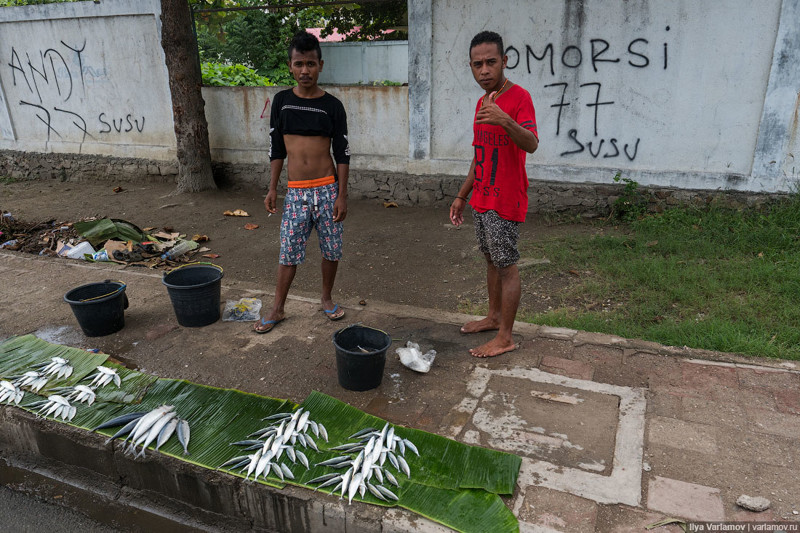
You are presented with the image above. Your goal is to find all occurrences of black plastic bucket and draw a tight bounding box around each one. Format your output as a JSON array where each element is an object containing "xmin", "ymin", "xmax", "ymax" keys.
[
  {"xmin": 162, "ymin": 263, "xmax": 223, "ymax": 327},
  {"xmin": 64, "ymin": 281, "xmax": 128, "ymax": 337},
  {"xmin": 333, "ymin": 325, "xmax": 392, "ymax": 391}
]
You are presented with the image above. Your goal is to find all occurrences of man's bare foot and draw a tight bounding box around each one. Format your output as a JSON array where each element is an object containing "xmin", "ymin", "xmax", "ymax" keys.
[
  {"xmin": 469, "ymin": 336, "xmax": 517, "ymax": 358},
  {"xmin": 460, "ymin": 317, "xmax": 500, "ymax": 334}
]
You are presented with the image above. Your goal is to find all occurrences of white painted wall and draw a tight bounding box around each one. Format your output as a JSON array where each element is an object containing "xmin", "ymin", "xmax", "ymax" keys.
[
  {"xmin": 1, "ymin": 0, "xmax": 798, "ymax": 196},
  {"xmin": 203, "ymin": 85, "xmax": 409, "ymax": 172},
  {"xmin": 319, "ymin": 41, "xmax": 408, "ymax": 85},
  {"xmin": 0, "ymin": 0, "xmax": 175, "ymax": 159},
  {"xmin": 422, "ymin": 0, "xmax": 797, "ymax": 191}
]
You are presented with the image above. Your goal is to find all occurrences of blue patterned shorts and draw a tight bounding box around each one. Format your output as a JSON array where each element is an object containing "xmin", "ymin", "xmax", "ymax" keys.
[{"xmin": 279, "ymin": 182, "xmax": 343, "ymax": 265}]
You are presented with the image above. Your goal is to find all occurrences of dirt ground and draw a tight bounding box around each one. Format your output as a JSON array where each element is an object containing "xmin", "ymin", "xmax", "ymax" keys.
[{"xmin": 0, "ymin": 178, "xmax": 604, "ymax": 315}]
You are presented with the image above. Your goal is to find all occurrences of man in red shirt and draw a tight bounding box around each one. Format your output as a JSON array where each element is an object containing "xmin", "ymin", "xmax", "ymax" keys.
[{"xmin": 450, "ymin": 31, "xmax": 539, "ymax": 357}]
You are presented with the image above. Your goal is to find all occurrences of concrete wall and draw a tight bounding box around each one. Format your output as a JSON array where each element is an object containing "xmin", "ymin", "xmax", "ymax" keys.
[
  {"xmin": 318, "ymin": 41, "xmax": 408, "ymax": 85},
  {"xmin": 411, "ymin": 0, "xmax": 800, "ymax": 192},
  {"xmin": 1, "ymin": 0, "xmax": 799, "ymax": 203},
  {"xmin": 0, "ymin": 0, "xmax": 174, "ymax": 160}
]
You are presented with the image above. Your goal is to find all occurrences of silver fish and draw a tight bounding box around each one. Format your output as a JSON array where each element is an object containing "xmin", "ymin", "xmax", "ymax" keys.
[
  {"xmin": 375, "ymin": 484, "xmax": 399, "ymax": 501},
  {"xmin": 296, "ymin": 450, "xmax": 309, "ymax": 469},
  {"xmin": 396, "ymin": 454, "xmax": 411, "ymax": 478},
  {"xmin": 155, "ymin": 418, "xmax": 179, "ymax": 452},
  {"xmin": 384, "ymin": 469, "xmax": 399, "ymax": 487},
  {"xmin": 366, "ymin": 482, "xmax": 388, "ymax": 501},
  {"xmin": 403, "ymin": 438, "xmax": 419, "ymax": 456},
  {"xmin": 280, "ymin": 462, "xmax": 295, "ymax": 480},
  {"xmin": 177, "ymin": 419, "xmax": 190, "ymax": 455}
]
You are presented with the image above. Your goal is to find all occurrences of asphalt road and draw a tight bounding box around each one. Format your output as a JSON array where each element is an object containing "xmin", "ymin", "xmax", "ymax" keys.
[{"xmin": 0, "ymin": 486, "xmax": 116, "ymax": 532}]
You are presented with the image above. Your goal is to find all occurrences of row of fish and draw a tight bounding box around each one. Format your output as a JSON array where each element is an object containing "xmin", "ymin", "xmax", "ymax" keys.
[
  {"xmin": 308, "ymin": 422, "xmax": 418, "ymax": 504},
  {"xmin": 220, "ymin": 407, "xmax": 328, "ymax": 482},
  {"xmin": 93, "ymin": 404, "xmax": 191, "ymax": 458}
]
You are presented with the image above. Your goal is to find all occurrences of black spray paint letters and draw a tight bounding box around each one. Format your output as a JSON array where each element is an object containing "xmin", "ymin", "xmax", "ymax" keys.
[
  {"xmin": 8, "ymin": 41, "xmax": 145, "ymax": 141},
  {"xmin": 505, "ymin": 35, "xmax": 669, "ymax": 76},
  {"xmin": 559, "ymin": 129, "xmax": 640, "ymax": 161}
]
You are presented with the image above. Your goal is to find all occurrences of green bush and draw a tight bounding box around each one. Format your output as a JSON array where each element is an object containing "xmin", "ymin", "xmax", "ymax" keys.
[{"xmin": 201, "ymin": 62, "xmax": 273, "ymax": 87}]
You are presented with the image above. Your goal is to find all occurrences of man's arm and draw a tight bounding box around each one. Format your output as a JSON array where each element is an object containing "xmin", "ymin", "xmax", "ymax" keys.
[
  {"xmin": 450, "ymin": 157, "xmax": 476, "ymax": 226},
  {"xmin": 333, "ymin": 163, "xmax": 349, "ymax": 222},
  {"xmin": 475, "ymin": 97, "xmax": 538, "ymax": 153},
  {"xmin": 265, "ymin": 159, "xmax": 283, "ymax": 214}
]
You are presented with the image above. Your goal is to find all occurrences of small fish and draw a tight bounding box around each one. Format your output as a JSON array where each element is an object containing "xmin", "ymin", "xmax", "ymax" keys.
[
  {"xmin": 349, "ymin": 427, "xmax": 377, "ymax": 439},
  {"xmin": 384, "ymin": 469, "xmax": 399, "ymax": 487},
  {"xmin": 177, "ymin": 418, "xmax": 190, "ymax": 455},
  {"xmin": 296, "ymin": 450, "xmax": 309, "ymax": 469},
  {"xmin": 0, "ymin": 380, "xmax": 23, "ymax": 405},
  {"xmin": 307, "ymin": 472, "xmax": 340, "ymax": 485},
  {"xmin": 403, "ymin": 438, "xmax": 419, "ymax": 456},
  {"xmin": 155, "ymin": 418, "xmax": 179, "ymax": 452},
  {"xmin": 104, "ymin": 417, "xmax": 143, "ymax": 445},
  {"xmin": 262, "ymin": 411, "xmax": 292, "ymax": 421},
  {"xmin": 93, "ymin": 411, "xmax": 147, "ymax": 431},
  {"xmin": 367, "ymin": 482, "xmax": 388, "ymax": 501},
  {"xmin": 396, "ymin": 455, "xmax": 411, "ymax": 478},
  {"xmin": 348, "ymin": 472, "xmax": 363, "ymax": 504},
  {"xmin": 280, "ymin": 462, "xmax": 295, "ymax": 480},
  {"xmin": 316, "ymin": 456, "xmax": 351, "ymax": 467},
  {"xmin": 375, "ymin": 484, "xmax": 399, "ymax": 501},
  {"xmin": 316, "ymin": 475, "xmax": 343, "ymax": 491},
  {"xmin": 318, "ymin": 423, "xmax": 329, "ymax": 442},
  {"xmin": 219, "ymin": 454, "xmax": 251, "ymax": 469},
  {"xmin": 270, "ymin": 462, "xmax": 284, "ymax": 481}
]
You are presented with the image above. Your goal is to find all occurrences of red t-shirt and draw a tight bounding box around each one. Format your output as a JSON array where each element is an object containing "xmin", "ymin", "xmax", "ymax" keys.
[{"xmin": 470, "ymin": 84, "xmax": 538, "ymax": 222}]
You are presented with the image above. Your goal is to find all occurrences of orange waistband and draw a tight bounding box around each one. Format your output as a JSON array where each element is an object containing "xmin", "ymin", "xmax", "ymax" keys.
[{"xmin": 287, "ymin": 175, "xmax": 335, "ymax": 188}]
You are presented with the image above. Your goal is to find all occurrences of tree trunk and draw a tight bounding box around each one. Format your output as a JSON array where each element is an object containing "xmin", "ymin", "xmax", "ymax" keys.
[{"xmin": 160, "ymin": 0, "xmax": 216, "ymax": 193}]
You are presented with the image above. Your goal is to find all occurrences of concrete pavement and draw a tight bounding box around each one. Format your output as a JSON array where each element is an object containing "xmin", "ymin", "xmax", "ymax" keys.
[{"xmin": 1, "ymin": 250, "xmax": 799, "ymax": 532}]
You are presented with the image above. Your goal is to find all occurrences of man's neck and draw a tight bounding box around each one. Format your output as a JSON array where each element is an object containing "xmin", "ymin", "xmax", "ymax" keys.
[
  {"xmin": 485, "ymin": 77, "xmax": 509, "ymax": 97},
  {"xmin": 293, "ymin": 85, "xmax": 323, "ymax": 99}
]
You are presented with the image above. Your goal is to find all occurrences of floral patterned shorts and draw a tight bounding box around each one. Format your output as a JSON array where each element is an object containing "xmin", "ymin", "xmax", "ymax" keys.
[
  {"xmin": 473, "ymin": 209, "xmax": 520, "ymax": 268},
  {"xmin": 279, "ymin": 182, "xmax": 343, "ymax": 265}
]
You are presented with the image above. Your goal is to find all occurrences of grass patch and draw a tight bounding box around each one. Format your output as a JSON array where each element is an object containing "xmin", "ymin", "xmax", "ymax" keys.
[{"xmin": 518, "ymin": 197, "xmax": 800, "ymax": 360}]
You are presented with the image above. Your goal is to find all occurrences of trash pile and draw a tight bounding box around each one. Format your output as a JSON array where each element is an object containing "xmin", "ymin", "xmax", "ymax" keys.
[{"xmin": 0, "ymin": 211, "xmax": 212, "ymax": 269}]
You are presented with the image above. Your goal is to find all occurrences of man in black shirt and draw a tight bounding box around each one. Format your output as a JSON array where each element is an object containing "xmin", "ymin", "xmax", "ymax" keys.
[{"xmin": 255, "ymin": 31, "xmax": 350, "ymax": 333}]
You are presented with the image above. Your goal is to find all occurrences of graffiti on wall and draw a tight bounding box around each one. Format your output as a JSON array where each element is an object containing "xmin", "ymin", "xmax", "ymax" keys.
[
  {"xmin": 506, "ymin": 28, "xmax": 671, "ymax": 161},
  {"xmin": 6, "ymin": 40, "xmax": 145, "ymax": 142}
]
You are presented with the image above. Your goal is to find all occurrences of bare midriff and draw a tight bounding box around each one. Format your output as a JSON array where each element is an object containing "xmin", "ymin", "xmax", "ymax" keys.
[{"xmin": 284, "ymin": 134, "xmax": 336, "ymax": 181}]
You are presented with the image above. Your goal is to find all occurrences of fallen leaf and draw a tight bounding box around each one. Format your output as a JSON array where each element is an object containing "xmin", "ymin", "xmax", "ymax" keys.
[
  {"xmin": 244, "ymin": 223, "xmax": 259, "ymax": 230},
  {"xmin": 224, "ymin": 209, "xmax": 250, "ymax": 217},
  {"xmin": 113, "ymin": 186, "xmax": 124, "ymax": 193},
  {"xmin": 202, "ymin": 253, "xmax": 220, "ymax": 259},
  {"xmin": 359, "ymin": 299, "xmax": 367, "ymax": 306},
  {"xmin": 568, "ymin": 270, "xmax": 580, "ymax": 277},
  {"xmin": 645, "ymin": 240, "xmax": 658, "ymax": 247},
  {"xmin": 143, "ymin": 227, "xmax": 156, "ymax": 232},
  {"xmin": 383, "ymin": 201, "xmax": 399, "ymax": 208},
  {"xmin": 758, "ymin": 252, "xmax": 764, "ymax": 257},
  {"xmin": 192, "ymin": 234, "xmax": 209, "ymax": 242}
]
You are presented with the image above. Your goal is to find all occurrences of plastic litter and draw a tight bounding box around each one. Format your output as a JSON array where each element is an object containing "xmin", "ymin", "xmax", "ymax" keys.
[
  {"xmin": 396, "ymin": 341, "xmax": 436, "ymax": 373},
  {"xmin": 66, "ymin": 241, "xmax": 96, "ymax": 259},
  {"xmin": 1, "ymin": 239, "xmax": 18, "ymax": 249},
  {"xmin": 222, "ymin": 297, "xmax": 262, "ymax": 321}
]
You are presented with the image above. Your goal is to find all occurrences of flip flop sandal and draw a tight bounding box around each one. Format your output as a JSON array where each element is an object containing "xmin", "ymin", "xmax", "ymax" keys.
[
  {"xmin": 323, "ymin": 304, "xmax": 345, "ymax": 321},
  {"xmin": 254, "ymin": 317, "xmax": 284, "ymax": 334}
]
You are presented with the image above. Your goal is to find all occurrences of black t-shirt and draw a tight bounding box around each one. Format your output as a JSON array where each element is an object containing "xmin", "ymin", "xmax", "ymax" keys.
[{"xmin": 269, "ymin": 89, "xmax": 350, "ymax": 165}]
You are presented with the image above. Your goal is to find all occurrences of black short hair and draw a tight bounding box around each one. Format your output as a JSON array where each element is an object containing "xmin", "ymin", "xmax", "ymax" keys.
[
  {"xmin": 469, "ymin": 31, "xmax": 504, "ymax": 58},
  {"xmin": 288, "ymin": 31, "xmax": 322, "ymax": 61}
]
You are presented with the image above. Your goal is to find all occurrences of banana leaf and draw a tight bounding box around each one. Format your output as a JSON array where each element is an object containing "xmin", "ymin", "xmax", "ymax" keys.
[
  {"xmin": 300, "ymin": 391, "xmax": 521, "ymax": 495},
  {"xmin": 73, "ymin": 218, "xmax": 146, "ymax": 247},
  {"xmin": 0, "ymin": 335, "xmax": 155, "ymax": 403},
  {"xmin": 1, "ymin": 337, "xmax": 522, "ymax": 533}
]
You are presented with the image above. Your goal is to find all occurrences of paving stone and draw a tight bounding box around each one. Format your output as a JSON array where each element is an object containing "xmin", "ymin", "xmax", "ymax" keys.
[
  {"xmin": 680, "ymin": 361, "xmax": 739, "ymax": 394},
  {"xmin": 647, "ymin": 390, "xmax": 684, "ymax": 418},
  {"xmin": 744, "ymin": 406, "xmax": 800, "ymax": 439},
  {"xmin": 595, "ymin": 505, "xmax": 687, "ymax": 533},
  {"xmin": 540, "ymin": 356, "xmax": 594, "ymax": 381},
  {"xmin": 680, "ymin": 396, "xmax": 747, "ymax": 429},
  {"xmin": 647, "ymin": 416, "xmax": 718, "ymax": 454},
  {"xmin": 517, "ymin": 486, "xmax": 598, "ymax": 533},
  {"xmin": 737, "ymin": 367, "xmax": 800, "ymax": 391},
  {"xmin": 647, "ymin": 476, "xmax": 725, "ymax": 521},
  {"xmin": 774, "ymin": 389, "xmax": 800, "ymax": 415}
]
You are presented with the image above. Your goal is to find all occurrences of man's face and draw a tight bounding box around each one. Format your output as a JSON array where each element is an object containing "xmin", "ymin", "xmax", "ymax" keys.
[
  {"xmin": 469, "ymin": 42, "xmax": 507, "ymax": 92},
  {"xmin": 289, "ymin": 49, "xmax": 323, "ymax": 89}
]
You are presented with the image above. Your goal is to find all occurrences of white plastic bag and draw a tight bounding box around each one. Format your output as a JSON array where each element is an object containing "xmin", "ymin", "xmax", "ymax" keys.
[
  {"xmin": 396, "ymin": 341, "xmax": 436, "ymax": 373},
  {"xmin": 222, "ymin": 298, "xmax": 262, "ymax": 321}
]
